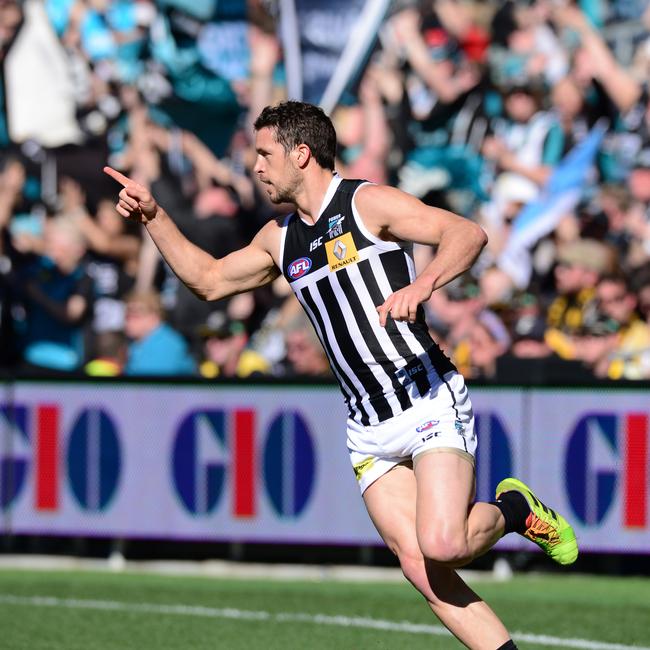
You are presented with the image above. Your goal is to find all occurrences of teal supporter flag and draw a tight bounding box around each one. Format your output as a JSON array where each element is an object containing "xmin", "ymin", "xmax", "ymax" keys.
[
  {"xmin": 149, "ymin": 8, "xmax": 242, "ymax": 157},
  {"xmin": 278, "ymin": 0, "xmax": 391, "ymax": 110}
]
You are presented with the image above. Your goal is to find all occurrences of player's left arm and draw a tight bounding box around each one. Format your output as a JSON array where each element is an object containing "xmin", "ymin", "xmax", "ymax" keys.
[{"xmin": 354, "ymin": 184, "xmax": 487, "ymax": 326}]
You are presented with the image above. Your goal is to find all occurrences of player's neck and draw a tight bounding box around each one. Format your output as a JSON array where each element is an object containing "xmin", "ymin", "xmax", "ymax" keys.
[{"xmin": 294, "ymin": 168, "xmax": 336, "ymax": 225}]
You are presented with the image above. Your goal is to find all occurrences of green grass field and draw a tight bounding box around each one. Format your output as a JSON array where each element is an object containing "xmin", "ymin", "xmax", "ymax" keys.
[{"xmin": 0, "ymin": 568, "xmax": 649, "ymax": 649}]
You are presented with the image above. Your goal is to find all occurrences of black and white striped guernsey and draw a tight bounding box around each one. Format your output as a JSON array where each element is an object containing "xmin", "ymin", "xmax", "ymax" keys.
[{"xmin": 280, "ymin": 175, "xmax": 456, "ymax": 426}]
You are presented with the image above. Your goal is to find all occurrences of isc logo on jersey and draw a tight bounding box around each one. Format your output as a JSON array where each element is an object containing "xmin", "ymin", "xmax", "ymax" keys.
[
  {"xmin": 288, "ymin": 257, "xmax": 312, "ymax": 280},
  {"xmin": 326, "ymin": 232, "xmax": 359, "ymax": 272}
]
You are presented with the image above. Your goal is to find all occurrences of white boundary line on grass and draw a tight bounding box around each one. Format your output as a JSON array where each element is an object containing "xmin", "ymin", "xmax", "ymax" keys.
[{"xmin": 1, "ymin": 594, "xmax": 648, "ymax": 650}]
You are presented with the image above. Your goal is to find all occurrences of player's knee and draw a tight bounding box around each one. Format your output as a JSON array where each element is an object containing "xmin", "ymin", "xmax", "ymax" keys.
[
  {"xmin": 398, "ymin": 551, "xmax": 422, "ymax": 585},
  {"xmin": 418, "ymin": 530, "xmax": 471, "ymax": 567},
  {"xmin": 395, "ymin": 544, "xmax": 465, "ymax": 603},
  {"xmin": 391, "ymin": 541, "xmax": 425, "ymax": 584}
]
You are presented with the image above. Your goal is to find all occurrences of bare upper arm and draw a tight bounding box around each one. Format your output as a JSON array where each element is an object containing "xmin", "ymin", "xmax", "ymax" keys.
[
  {"xmin": 204, "ymin": 218, "xmax": 282, "ymax": 300},
  {"xmin": 353, "ymin": 184, "xmax": 474, "ymax": 246}
]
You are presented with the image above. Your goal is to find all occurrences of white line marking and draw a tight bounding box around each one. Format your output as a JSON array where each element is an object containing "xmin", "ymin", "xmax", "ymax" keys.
[{"xmin": 0, "ymin": 594, "xmax": 648, "ymax": 650}]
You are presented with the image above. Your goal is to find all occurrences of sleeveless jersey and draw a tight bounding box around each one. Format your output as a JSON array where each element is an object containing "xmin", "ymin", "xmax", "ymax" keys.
[{"xmin": 280, "ymin": 175, "xmax": 456, "ymax": 426}]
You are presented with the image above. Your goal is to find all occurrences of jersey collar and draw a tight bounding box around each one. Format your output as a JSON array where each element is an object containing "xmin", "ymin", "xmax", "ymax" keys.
[{"xmin": 297, "ymin": 173, "xmax": 342, "ymax": 227}]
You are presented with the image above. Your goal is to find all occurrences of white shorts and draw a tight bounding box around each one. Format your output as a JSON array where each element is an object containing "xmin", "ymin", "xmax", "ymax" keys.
[{"xmin": 347, "ymin": 371, "xmax": 477, "ymax": 494}]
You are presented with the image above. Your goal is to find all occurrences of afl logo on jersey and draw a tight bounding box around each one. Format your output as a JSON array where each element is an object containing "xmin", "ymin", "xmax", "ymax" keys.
[{"xmin": 288, "ymin": 257, "xmax": 312, "ymax": 280}]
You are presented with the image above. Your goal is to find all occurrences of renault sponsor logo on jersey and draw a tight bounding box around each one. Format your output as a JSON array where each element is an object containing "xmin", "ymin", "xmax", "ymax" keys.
[
  {"xmin": 326, "ymin": 213, "xmax": 345, "ymax": 239},
  {"xmin": 288, "ymin": 256, "xmax": 312, "ymax": 280},
  {"xmin": 325, "ymin": 232, "xmax": 358, "ymax": 272}
]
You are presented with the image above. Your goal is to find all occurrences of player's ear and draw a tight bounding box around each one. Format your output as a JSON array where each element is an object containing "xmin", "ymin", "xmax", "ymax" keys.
[{"xmin": 294, "ymin": 143, "xmax": 312, "ymax": 169}]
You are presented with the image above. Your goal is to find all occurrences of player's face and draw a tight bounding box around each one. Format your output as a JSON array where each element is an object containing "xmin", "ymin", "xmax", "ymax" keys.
[{"xmin": 254, "ymin": 127, "xmax": 300, "ymax": 204}]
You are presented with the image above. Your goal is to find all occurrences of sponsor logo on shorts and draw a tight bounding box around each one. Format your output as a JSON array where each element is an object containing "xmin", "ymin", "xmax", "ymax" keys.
[
  {"xmin": 326, "ymin": 232, "xmax": 359, "ymax": 272},
  {"xmin": 288, "ymin": 257, "xmax": 312, "ymax": 280},
  {"xmin": 416, "ymin": 419, "xmax": 439, "ymax": 433},
  {"xmin": 353, "ymin": 456, "xmax": 375, "ymax": 482}
]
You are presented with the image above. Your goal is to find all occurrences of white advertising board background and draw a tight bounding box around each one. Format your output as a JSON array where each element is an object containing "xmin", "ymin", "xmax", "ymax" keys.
[
  {"xmin": 0, "ymin": 382, "xmax": 379, "ymax": 544},
  {"xmin": 467, "ymin": 388, "xmax": 529, "ymax": 552},
  {"xmin": 528, "ymin": 388, "xmax": 650, "ymax": 553},
  {"xmin": 0, "ymin": 382, "xmax": 648, "ymax": 553}
]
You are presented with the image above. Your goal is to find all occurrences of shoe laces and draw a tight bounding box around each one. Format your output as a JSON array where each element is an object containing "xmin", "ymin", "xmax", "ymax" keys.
[{"xmin": 524, "ymin": 513, "xmax": 560, "ymax": 546}]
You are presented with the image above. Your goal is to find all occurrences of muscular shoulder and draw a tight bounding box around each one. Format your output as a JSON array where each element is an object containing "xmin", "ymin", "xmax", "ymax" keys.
[
  {"xmin": 353, "ymin": 183, "xmax": 480, "ymax": 247},
  {"xmin": 353, "ymin": 183, "xmax": 426, "ymax": 238},
  {"xmin": 251, "ymin": 214, "xmax": 287, "ymax": 266}
]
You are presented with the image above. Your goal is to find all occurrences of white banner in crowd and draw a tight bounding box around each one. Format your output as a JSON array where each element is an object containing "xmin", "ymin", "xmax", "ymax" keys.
[{"xmin": 0, "ymin": 383, "xmax": 648, "ymax": 554}]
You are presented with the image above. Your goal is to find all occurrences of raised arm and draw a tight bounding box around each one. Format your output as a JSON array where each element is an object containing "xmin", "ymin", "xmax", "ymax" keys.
[
  {"xmin": 354, "ymin": 184, "xmax": 487, "ymax": 326},
  {"xmin": 554, "ymin": 5, "xmax": 642, "ymax": 113},
  {"xmin": 389, "ymin": 7, "xmax": 479, "ymax": 104},
  {"xmin": 103, "ymin": 166, "xmax": 280, "ymax": 301}
]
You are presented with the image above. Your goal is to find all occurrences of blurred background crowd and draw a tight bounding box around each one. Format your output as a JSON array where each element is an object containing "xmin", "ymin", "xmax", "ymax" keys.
[{"xmin": 0, "ymin": 0, "xmax": 649, "ymax": 382}]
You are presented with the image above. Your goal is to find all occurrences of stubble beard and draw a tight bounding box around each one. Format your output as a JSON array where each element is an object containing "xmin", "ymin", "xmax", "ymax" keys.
[{"xmin": 270, "ymin": 169, "xmax": 301, "ymax": 205}]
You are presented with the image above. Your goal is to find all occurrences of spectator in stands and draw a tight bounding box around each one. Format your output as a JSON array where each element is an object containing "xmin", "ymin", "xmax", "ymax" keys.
[
  {"xmin": 544, "ymin": 238, "xmax": 615, "ymax": 360},
  {"xmin": 468, "ymin": 310, "xmax": 511, "ymax": 380},
  {"xmin": 113, "ymin": 105, "xmax": 253, "ymax": 352},
  {"xmin": 0, "ymin": 0, "xmax": 22, "ymax": 147},
  {"xmin": 123, "ymin": 288, "xmax": 196, "ymax": 376},
  {"xmin": 84, "ymin": 330, "xmax": 127, "ymax": 376},
  {"xmin": 387, "ymin": 2, "xmax": 488, "ymax": 213},
  {"xmin": 390, "ymin": 1, "xmax": 481, "ymax": 113},
  {"xmin": 555, "ymin": 4, "xmax": 642, "ymax": 116},
  {"xmin": 630, "ymin": 4, "xmax": 650, "ymax": 83},
  {"xmin": 489, "ymin": 0, "xmax": 568, "ymax": 90},
  {"xmin": 277, "ymin": 311, "xmax": 331, "ymax": 379},
  {"xmin": 482, "ymin": 79, "xmax": 560, "ymax": 208},
  {"xmin": 17, "ymin": 216, "xmax": 93, "ymax": 372},
  {"xmin": 506, "ymin": 291, "xmax": 551, "ymax": 360},
  {"xmin": 0, "ymin": 0, "xmax": 648, "ymax": 383},
  {"xmin": 59, "ymin": 177, "xmax": 139, "ymax": 338},
  {"xmin": 334, "ymin": 64, "xmax": 391, "ymax": 186},
  {"xmin": 198, "ymin": 310, "xmax": 269, "ymax": 379},
  {"xmin": 589, "ymin": 273, "xmax": 650, "ymax": 379},
  {"xmin": 596, "ymin": 183, "xmax": 650, "ymax": 270},
  {"xmin": 427, "ymin": 274, "xmax": 484, "ymax": 376}
]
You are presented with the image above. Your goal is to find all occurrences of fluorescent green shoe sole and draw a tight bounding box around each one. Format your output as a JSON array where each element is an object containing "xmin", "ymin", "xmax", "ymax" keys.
[{"xmin": 496, "ymin": 477, "xmax": 578, "ymax": 566}]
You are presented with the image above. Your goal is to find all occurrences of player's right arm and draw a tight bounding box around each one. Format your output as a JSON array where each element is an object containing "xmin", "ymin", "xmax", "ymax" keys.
[{"xmin": 104, "ymin": 166, "xmax": 280, "ymax": 301}]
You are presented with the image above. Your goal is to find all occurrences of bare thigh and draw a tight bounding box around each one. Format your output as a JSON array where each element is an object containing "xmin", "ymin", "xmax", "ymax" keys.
[
  {"xmin": 363, "ymin": 462, "xmax": 417, "ymax": 555},
  {"xmin": 413, "ymin": 451, "xmax": 475, "ymax": 558}
]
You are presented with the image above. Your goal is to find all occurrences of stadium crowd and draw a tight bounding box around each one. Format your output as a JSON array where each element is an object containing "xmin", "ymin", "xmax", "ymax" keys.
[{"xmin": 0, "ymin": 0, "xmax": 649, "ymax": 382}]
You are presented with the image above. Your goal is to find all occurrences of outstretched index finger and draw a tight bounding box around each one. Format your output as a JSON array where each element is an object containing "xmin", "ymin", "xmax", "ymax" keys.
[{"xmin": 103, "ymin": 166, "xmax": 132, "ymax": 188}]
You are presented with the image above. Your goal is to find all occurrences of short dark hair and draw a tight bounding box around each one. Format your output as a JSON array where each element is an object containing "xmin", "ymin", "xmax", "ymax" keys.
[
  {"xmin": 253, "ymin": 101, "xmax": 337, "ymax": 171},
  {"xmin": 599, "ymin": 272, "xmax": 632, "ymax": 294}
]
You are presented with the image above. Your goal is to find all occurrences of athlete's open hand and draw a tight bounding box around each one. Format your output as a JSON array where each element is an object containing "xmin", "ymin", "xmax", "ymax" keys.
[
  {"xmin": 103, "ymin": 166, "xmax": 159, "ymax": 224},
  {"xmin": 376, "ymin": 279, "xmax": 433, "ymax": 327}
]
